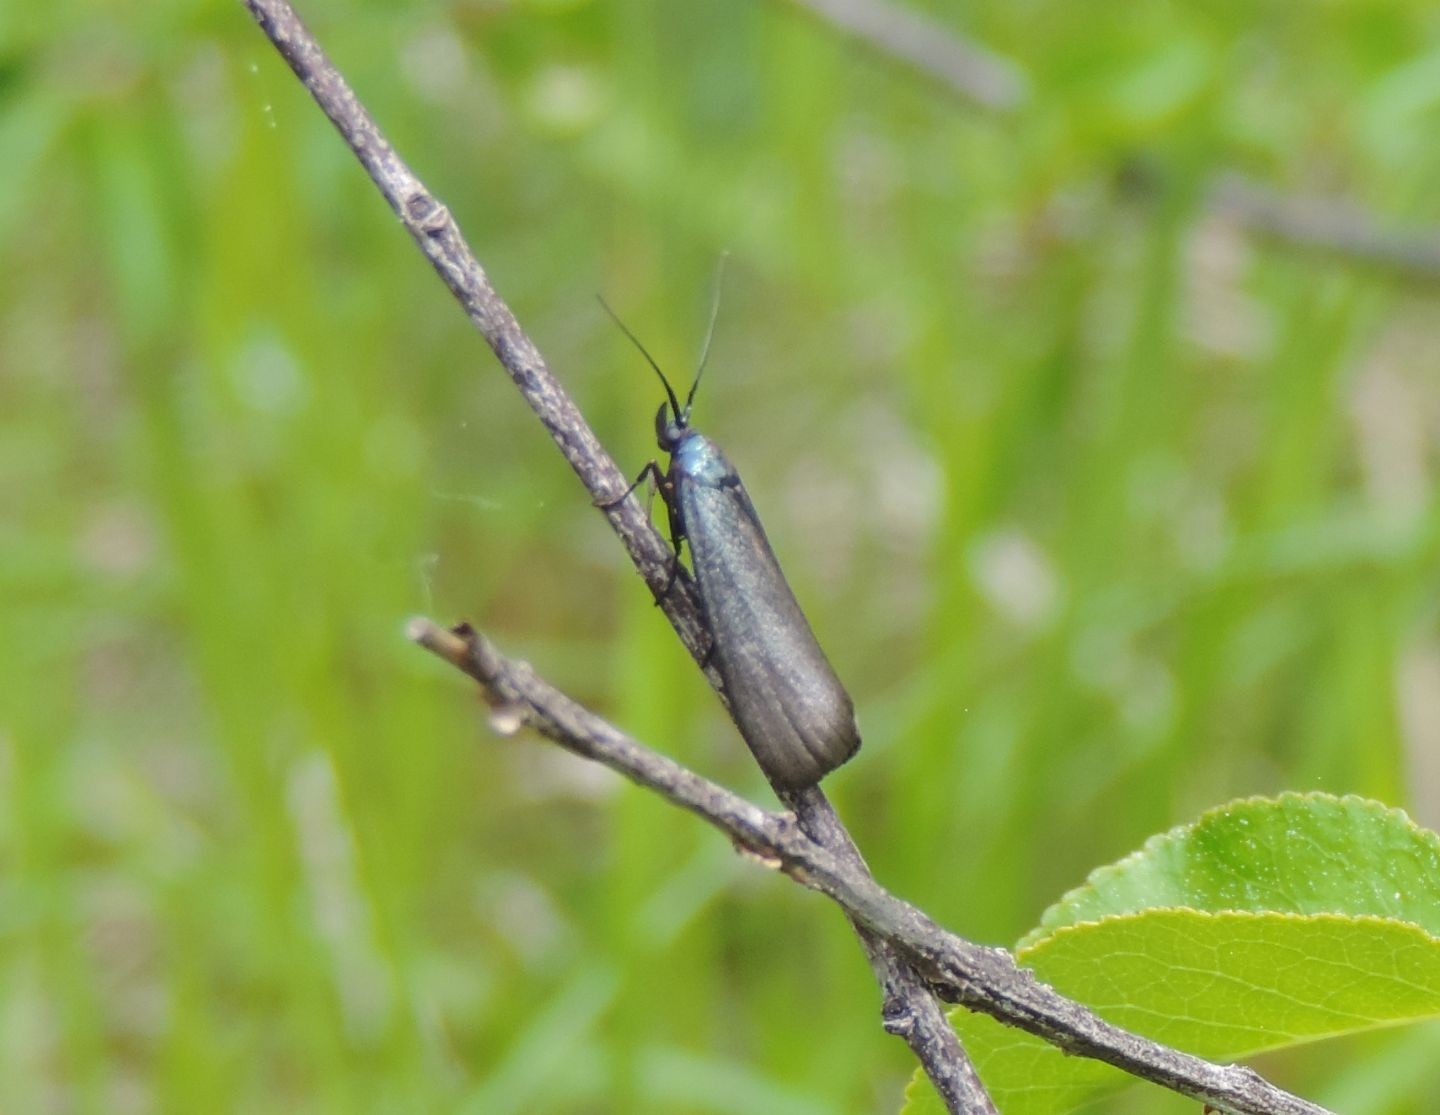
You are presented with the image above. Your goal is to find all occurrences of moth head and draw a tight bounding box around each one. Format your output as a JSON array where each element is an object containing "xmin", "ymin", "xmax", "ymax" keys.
[
  {"xmin": 602, "ymin": 254, "xmax": 726, "ymax": 457},
  {"xmin": 655, "ymin": 401, "xmax": 688, "ymax": 452}
]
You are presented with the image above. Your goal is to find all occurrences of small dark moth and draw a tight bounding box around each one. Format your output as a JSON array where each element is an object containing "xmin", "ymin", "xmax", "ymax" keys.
[{"xmin": 602, "ymin": 293, "xmax": 861, "ymax": 790}]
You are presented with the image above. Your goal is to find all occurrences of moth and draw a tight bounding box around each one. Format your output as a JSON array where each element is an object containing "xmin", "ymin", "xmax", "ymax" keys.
[{"xmin": 603, "ymin": 295, "xmax": 861, "ymax": 790}]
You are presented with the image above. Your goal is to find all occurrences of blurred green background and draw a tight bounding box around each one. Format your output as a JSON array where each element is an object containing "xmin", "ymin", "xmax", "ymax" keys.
[{"xmin": 6, "ymin": 0, "xmax": 1440, "ymax": 1111}]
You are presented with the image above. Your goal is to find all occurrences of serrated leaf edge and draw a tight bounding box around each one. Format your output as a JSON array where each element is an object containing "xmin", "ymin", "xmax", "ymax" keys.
[{"xmin": 1021, "ymin": 792, "xmax": 1432, "ymax": 949}]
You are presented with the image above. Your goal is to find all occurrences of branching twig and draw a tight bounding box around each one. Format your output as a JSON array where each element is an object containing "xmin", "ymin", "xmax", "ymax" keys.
[
  {"xmin": 409, "ymin": 621, "xmax": 1334, "ymax": 1115},
  {"xmin": 241, "ymin": 0, "xmax": 1336, "ymax": 1110},
  {"xmin": 239, "ymin": 0, "xmax": 992, "ymax": 1109},
  {"xmin": 781, "ymin": 784, "xmax": 997, "ymax": 1113}
]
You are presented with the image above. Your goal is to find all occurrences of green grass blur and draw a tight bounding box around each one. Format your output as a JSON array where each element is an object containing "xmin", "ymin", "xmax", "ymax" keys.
[{"xmin": 4, "ymin": 0, "xmax": 1440, "ymax": 1111}]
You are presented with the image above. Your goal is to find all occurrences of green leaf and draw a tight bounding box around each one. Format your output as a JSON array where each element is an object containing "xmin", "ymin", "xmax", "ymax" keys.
[
  {"xmin": 1029, "ymin": 793, "xmax": 1440, "ymax": 941},
  {"xmin": 902, "ymin": 794, "xmax": 1440, "ymax": 1114}
]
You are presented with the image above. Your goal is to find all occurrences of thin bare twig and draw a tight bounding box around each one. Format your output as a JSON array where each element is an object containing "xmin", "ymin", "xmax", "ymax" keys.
[
  {"xmin": 782, "ymin": 785, "xmax": 997, "ymax": 1113},
  {"xmin": 780, "ymin": 0, "xmax": 1027, "ymax": 112},
  {"xmin": 1209, "ymin": 174, "xmax": 1440, "ymax": 283},
  {"xmin": 240, "ymin": 0, "xmax": 714, "ymax": 675},
  {"xmin": 238, "ymin": 0, "xmax": 991, "ymax": 1109},
  {"xmin": 410, "ymin": 620, "xmax": 1334, "ymax": 1115},
  {"xmin": 777, "ymin": 0, "xmax": 1440, "ymax": 282}
]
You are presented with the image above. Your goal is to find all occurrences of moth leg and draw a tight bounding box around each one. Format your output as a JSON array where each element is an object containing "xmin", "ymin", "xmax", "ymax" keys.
[
  {"xmin": 655, "ymin": 474, "xmax": 687, "ymax": 601},
  {"xmin": 661, "ymin": 478, "xmax": 684, "ymax": 556},
  {"xmin": 597, "ymin": 459, "xmax": 665, "ymax": 511},
  {"xmin": 600, "ymin": 462, "xmax": 687, "ymax": 603}
]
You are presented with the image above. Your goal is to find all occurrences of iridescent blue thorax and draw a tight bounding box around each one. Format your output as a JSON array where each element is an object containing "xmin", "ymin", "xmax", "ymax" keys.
[
  {"xmin": 656, "ymin": 399, "xmax": 733, "ymax": 488},
  {"xmin": 670, "ymin": 430, "xmax": 732, "ymax": 486}
]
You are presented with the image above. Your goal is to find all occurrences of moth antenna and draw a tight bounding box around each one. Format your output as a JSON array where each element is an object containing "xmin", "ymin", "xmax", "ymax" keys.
[
  {"xmin": 685, "ymin": 251, "xmax": 729, "ymax": 419},
  {"xmin": 598, "ymin": 295, "xmax": 682, "ymax": 421}
]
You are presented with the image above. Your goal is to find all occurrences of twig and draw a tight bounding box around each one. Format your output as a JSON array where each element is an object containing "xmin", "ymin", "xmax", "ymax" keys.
[
  {"xmin": 775, "ymin": 0, "xmax": 1440, "ymax": 282},
  {"xmin": 782, "ymin": 785, "xmax": 997, "ymax": 1112},
  {"xmin": 238, "ymin": 0, "xmax": 992, "ymax": 1108},
  {"xmin": 239, "ymin": 0, "xmax": 1334, "ymax": 1109},
  {"xmin": 780, "ymin": 0, "xmax": 1027, "ymax": 112},
  {"xmin": 409, "ymin": 620, "xmax": 1334, "ymax": 1115},
  {"xmin": 1209, "ymin": 174, "xmax": 1440, "ymax": 283},
  {"xmin": 239, "ymin": 0, "xmax": 714, "ymax": 675}
]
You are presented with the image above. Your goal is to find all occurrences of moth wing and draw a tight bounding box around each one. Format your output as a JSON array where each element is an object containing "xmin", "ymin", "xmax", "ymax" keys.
[{"xmin": 680, "ymin": 474, "xmax": 860, "ymax": 789}]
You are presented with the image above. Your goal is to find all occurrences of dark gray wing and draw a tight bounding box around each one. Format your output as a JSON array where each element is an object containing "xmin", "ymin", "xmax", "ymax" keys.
[{"xmin": 678, "ymin": 460, "xmax": 860, "ymax": 789}]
